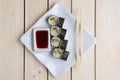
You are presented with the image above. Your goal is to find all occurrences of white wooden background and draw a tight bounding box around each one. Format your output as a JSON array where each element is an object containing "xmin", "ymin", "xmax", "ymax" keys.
[{"xmin": 0, "ymin": 0, "xmax": 120, "ymax": 80}]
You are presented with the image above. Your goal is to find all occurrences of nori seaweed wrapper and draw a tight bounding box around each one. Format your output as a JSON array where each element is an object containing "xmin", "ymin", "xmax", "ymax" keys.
[
  {"xmin": 59, "ymin": 40, "xmax": 68, "ymax": 50},
  {"xmin": 47, "ymin": 15, "xmax": 65, "ymax": 27},
  {"xmin": 61, "ymin": 51, "xmax": 69, "ymax": 61},
  {"xmin": 57, "ymin": 17, "xmax": 65, "ymax": 28},
  {"xmin": 59, "ymin": 29, "xmax": 66, "ymax": 39}
]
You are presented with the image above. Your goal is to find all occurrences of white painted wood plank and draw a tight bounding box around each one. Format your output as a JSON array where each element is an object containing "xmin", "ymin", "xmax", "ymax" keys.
[
  {"xmin": 25, "ymin": 0, "xmax": 48, "ymax": 80},
  {"xmin": 72, "ymin": 0, "xmax": 95, "ymax": 80},
  {"xmin": 0, "ymin": 0, "xmax": 24, "ymax": 80},
  {"xmin": 48, "ymin": 0, "xmax": 71, "ymax": 80},
  {"xmin": 96, "ymin": 0, "xmax": 120, "ymax": 80}
]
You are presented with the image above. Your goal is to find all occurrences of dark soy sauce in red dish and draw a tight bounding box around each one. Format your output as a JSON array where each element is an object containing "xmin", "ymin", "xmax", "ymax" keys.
[{"xmin": 36, "ymin": 30, "xmax": 48, "ymax": 48}]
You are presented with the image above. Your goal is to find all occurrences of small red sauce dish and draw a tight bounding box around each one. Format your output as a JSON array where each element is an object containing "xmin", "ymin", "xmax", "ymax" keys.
[{"xmin": 33, "ymin": 28, "xmax": 50, "ymax": 52}]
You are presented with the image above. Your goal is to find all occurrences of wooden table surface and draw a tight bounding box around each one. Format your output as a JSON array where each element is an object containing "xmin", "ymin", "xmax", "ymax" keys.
[{"xmin": 0, "ymin": 0, "xmax": 120, "ymax": 80}]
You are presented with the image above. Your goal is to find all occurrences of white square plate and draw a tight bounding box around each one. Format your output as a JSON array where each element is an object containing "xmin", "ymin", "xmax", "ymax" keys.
[{"xmin": 20, "ymin": 3, "xmax": 96, "ymax": 78}]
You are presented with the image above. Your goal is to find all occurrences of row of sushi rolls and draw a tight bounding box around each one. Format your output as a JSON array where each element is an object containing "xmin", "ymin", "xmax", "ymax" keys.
[{"xmin": 47, "ymin": 15, "xmax": 69, "ymax": 61}]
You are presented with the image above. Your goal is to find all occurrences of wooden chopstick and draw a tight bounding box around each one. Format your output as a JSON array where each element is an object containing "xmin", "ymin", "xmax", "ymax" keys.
[
  {"xmin": 76, "ymin": 10, "xmax": 83, "ymax": 64},
  {"xmin": 75, "ymin": 9, "xmax": 80, "ymax": 62},
  {"xmin": 76, "ymin": 18, "xmax": 80, "ymax": 61},
  {"xmin": 79, "ymin": 12, "xmax": 83, "ymax": 63}
]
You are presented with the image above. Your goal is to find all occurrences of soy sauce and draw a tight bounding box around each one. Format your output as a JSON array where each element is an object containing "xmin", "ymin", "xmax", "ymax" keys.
[{"xmin": 36, "ymin": 30, "xmax": 48, "ymax": 48}]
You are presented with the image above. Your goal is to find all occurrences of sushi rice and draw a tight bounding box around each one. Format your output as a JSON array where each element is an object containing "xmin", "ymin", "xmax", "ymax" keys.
[
  {"xmin": 51, "ymin": 26, "xmax": 61, "ymax": 36},
  {"xmin": 53, "ymin": 48, "xmax": 63, "ymax": 58},
  {"xmin": 48, "ymin": 15, "xmax": 58, "ymax": 26},
  {"xmin": 51, "ymin": 37, "xmax": 60, "ymax": 47}
]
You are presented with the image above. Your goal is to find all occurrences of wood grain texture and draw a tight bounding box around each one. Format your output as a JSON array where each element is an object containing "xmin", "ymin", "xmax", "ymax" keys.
[
  {"xmin": 72, "ymin": 0, "xmax": 95, "ymax": 80},
  {"xmin": 1, "ymin": 0, "xmax": 120, "ymax": 80},
  {"xmin": 0, "ymin": 0, "xmax": 24, "ymax": 80},
  {"xmin": 25, "ymin": 0, "xmax": 48, "ymax": 80},
  {"xmin": 96, "ymin": 0, "xmax": 120, "ymax": 80},
  {"xmin": 48, "ymin": 0, "xmax": 71, "ymax": 80}
]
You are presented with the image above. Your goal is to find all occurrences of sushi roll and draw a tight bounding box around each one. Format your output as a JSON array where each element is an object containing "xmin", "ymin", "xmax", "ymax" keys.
[
  {"xmin": 53, "ymin": 48, "xmax": 63, "ymax": 58},
  {"xmin": 48, "ymin": 15, "xmax": 58, "ymax": 26},
  {"xmin": 48, "ymin": 15, "xmax": 65, "ymax": 27},
  {"xmin": 51, "ymin": 26, "xmax": 61, "ymax": 36},
  {"xmin": 61, "ymin": 51, "xmax": 69, "ymax": 61},
  {"xmin": 51, "ymin": 37, "xmax": 60, "ymax": 47},
  {"xmin": 57, "ymin": 17, "xmax": 65, "ymax": 28},
  {"xmin": 59, "ymin": 40, "xmax": 68, "ymax": 50},
  {"xmin": 59, "ymin": 29, "xmax": 67, "ymax": 39}
]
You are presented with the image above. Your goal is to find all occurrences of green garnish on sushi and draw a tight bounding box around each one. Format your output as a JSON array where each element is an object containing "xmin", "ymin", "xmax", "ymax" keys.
[
  {"xmin": 53, "ymin": 48, "xmax": 63, "ymax": 58},
  {"xmin": 48, "ymin": 15, "xmax": 58, "ymax": 26},
  {"xmin": 51, "ymin": 26, "xmax": 61, "ymax": 36},
  {"xmin": 51, "ymin": 37, "xmax": 60, "ymax": 47}
]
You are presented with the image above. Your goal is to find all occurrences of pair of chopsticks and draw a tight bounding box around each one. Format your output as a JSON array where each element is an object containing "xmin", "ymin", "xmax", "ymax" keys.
[{"xmin": 76, "ymin": 11, "xmax": 83, "ymax": 64}]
